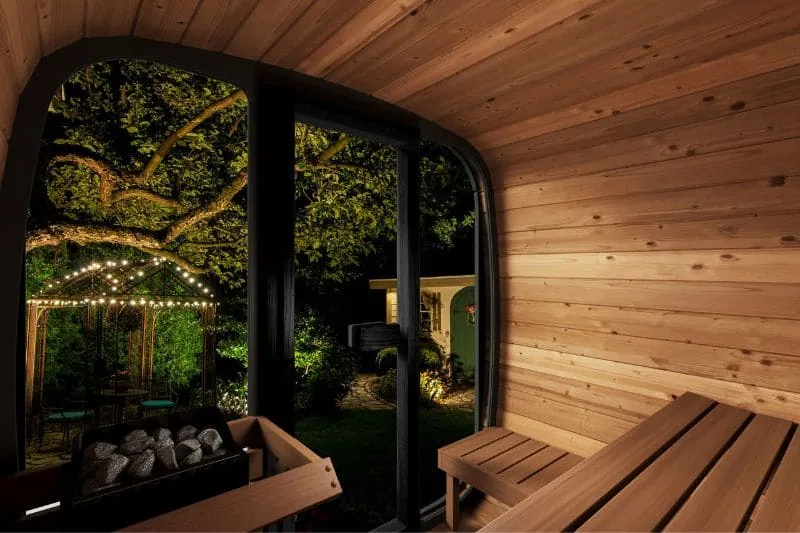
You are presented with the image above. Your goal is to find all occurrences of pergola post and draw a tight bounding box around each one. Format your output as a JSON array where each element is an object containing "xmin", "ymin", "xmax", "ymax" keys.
[
  {"xmin": 201, "ymin": 306, "xmax": 217, "ymax": 406},
  {"xmin": 24, "ymin": 304, "xmax": 39, "ymax": 416}
]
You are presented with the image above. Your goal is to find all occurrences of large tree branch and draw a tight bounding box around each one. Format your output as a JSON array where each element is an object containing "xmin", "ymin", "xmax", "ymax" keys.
[
  {"xmin": 26, "ymin": 223, "xmax": 163, "ymax": 251},
  {"xmin": 180, "ymin": 237, "xmax": 246, "ymax": 250},
  {"xmin": 317, "ymin": 134, "xmax": 351, "ymax": 164},
  {"xmin": 138, "ymin": 89, "xmax": 246, "ymax": 184},
  {"xmin": 111, "ymin": 189, "xmax": 186, "ymax": 210},
  {"xmin": 163, "ymin": 170, "xmax": 248, "ymax": 243},
  {"xmin": 50, "ymin": 154, "xmax": 121, "ymax": 205},
  {"xmin": 25, "ymin": 223, "xmax": 208, "ymax": 273}
]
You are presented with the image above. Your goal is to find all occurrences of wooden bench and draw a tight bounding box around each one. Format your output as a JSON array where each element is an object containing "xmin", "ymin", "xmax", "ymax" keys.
[
  {"xmin": 438, "ymin": 427, "xmax": 582, "ymax": 530},
  {"xmin": 482, "ymin": 392, "xmax": 800, "ymax": 532}
]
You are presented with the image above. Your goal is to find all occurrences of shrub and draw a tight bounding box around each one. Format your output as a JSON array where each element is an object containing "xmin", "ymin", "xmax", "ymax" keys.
[
  {"xmin": 295, "ymin": 308, "xmax": 359, "ymax": 413},
  {"xmin": 371, "ymin": 369, "xmax": 446, "ymax": 409},
  {"xmin": 374, "ymin": 341, "xmax": 444, "ymax": 375},
  {"xmin": 217, "ymin": 378, "xmax": 248, "ymax": 419}
]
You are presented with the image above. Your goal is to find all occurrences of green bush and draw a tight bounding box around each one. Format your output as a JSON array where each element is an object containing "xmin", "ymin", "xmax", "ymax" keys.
[
  {"xmin": 375, "ymin": 341, "xmax": 443, "ymax": 375},
  {"xmin": 294, "ymin": 308, "xmax": 359, "ymax": 413},
  {"xmin": 371, "ymin": 369, "xmax": 446, "ymax": 409},
  {"xmin": 217, "ymin": 378, "xmax": 248, "ymax": 419},
  {"xmin": 216, "ymin": 308, "xmax": 359, "ymax": 414}
]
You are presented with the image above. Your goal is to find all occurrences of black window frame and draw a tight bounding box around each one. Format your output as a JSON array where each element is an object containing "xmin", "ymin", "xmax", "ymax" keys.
[{"xmin": 0, "ymin": 36, "xmax": 500, "ymax": 531}]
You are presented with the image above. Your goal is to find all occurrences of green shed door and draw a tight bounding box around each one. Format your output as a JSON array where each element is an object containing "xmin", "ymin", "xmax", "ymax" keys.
[{"xmin": 450, "ymin": 286, "xmax": 476, "ymax": 379}]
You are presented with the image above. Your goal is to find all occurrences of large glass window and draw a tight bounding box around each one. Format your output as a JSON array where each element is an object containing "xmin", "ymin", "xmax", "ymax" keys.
[{"xmin": 24, "ymin": 59, "xmax": 247, "ymax": 465}]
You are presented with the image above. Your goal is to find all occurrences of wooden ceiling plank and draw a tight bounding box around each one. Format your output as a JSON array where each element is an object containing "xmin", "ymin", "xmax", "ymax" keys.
[
  {"xmin": 501, "ymin": 342, "xmax": 800, "ymax": 422},
  {"xmin": 400, "ymin": 0, "xmax": 717, "ymax": 121},
  {"xmin": 223, "ymin": 0, "xmax": 314, "ymax": 61},
  {"xmin": 484, "ymin": 64, "xmax": 800, "ymax": 165},
  {"xmin": 490, "ymin": 100, "xmax": 800, "ymax": 188},
  {"xmin": 0, "ymin": 52, "xmax": 18, "ymax": 139},
  {"xmin": 325, "ymin": 0, "xmax": 518, "ymax": 93},
  {"xmin": 297, "ymin": 0, "xmax": 426, "ymax": 78},
  {"xmin": 374, "ymin": 0, "xmax": 598, "ymax": 102},
  {"xmin": 665, "ymin": 414, "xmax": 792, "ymax": 532},
  {"xmin": 478, "ymin": 30, "xmax": 800, "ymax": 152},
  {"xmin": 37, "ymin": 0, "xmax": 85, "ymax": 56},
  {"xmin": 495, "ymin": 135, "xmax": 800, "ymax": 194},
  {"xmin": 262, "ymin": 0, "xmax": 372, "ymax": 70},
  {"xmin": 85, "ymin": 0, "xmax": 142, "ymax": 37},
  {"xmin": 0, "ymin": 0, "xmax": 42, "ymax": 89},
  {"xmin": 459, "ymin": 0, "xmax": 800, "ymax": 143},
  {"xmin": 181, "ymin": 0, "xmax": 259, "ymax": 52},
  {"xmin": 135, "ymin": 0, "xmax": 201, "ymax": 44}
]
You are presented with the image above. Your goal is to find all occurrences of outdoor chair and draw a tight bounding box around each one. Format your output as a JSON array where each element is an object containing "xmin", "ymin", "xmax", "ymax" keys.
[
  {"xmin": 37, "ymin": 399, "xmax": 92, "ymax": 452},
  {"xmin": 139, "ymin": 379, "xmax": 178, "ymax": 416}
]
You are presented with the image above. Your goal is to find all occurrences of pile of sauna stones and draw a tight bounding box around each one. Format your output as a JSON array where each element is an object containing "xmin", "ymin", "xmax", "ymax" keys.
[{"xmin": 80, "ymin": 425, "xmax": 225, "ymax": 496}]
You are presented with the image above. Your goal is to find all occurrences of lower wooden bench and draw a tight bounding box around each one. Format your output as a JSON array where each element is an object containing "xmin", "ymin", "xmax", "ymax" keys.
[{"xmin": 438, "ymin": 427, "xmax": 582, "ymax": 531}]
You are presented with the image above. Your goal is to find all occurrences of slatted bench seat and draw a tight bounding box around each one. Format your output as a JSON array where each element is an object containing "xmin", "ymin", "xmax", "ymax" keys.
[{"xmin": 438, "ymin": 427, "xmax": 582, "ymax": 530}]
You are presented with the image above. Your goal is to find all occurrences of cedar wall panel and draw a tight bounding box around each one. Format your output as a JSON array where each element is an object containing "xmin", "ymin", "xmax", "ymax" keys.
[
  {"xmin": 491, "ymin": 53, "xmax": 800, "ymax": 457},
  {"xmin": 0, "ymin": 0, "xmax": 799, "ymax": 461}
]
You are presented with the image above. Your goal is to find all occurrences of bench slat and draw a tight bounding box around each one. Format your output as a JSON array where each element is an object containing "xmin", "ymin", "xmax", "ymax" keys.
[
  {"xmin": 519, "ymin": 454, "xmax": 583, "ymax": 493},
  {"xmin": 499, "ymin": 446, "xmax": 566, "ymax": 485},
  {"xmin": 464, "ymin": 433, "xmax": 530, "ymax": 465},
  {"xmin": 482, "ymin": 439, "xmax": 547, "ymax": 474},
  {"xmin": 749, "ymin": 428, "xmax": 800, "ymax": 532},
  {"xmin": 441, "ymin": 427, "xmax": 510, "ymax": 458},
  {"xmin": 665, "ymin": 414, "xmax": 792, "ymax": 532},
  {"xmin": 579, "ymin": 404, "xmax": 751, "ymax": 532}
]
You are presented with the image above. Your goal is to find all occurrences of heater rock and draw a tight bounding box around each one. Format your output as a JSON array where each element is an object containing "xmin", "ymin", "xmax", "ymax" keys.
[
  {"xmin": 122, "ymin": 429, "xmax": 148, "ymax": 442},
  {"xmin": 176, "ymin": 425, "xmax": 197, "ymax": 443},
  {"xmin": 153, "ymin": 427, "xmax": 172, "ymax": 441},
  {"xmin": 197, "ymin": 428, "xmax": 223, "ymax": 453},
  {"xmin": 96, "ymin": 453, "xmax": 129, "ymax": 485},
  {"xmin": 156, "ymin": 445, "xmax": 178, "ymax": 471},
  {"xmin": 175, "ymin": 438, "xmax": 201, "ymax": 462},
  {"xmin": 128, "ymin": 449, "xmax": 155, "ymax": 478},
  {"xmin": 180, "ymin": 448, "xmax": 202, "ymax": 467},
  {"xmin": 84, "ymin": 441, "xmax": 117, "ymax": 461},
  {"xmin": 151, "ymin": 437, "xmax": 174, "ymax": 450},
  {"xmin": 120, "ymin": 436, "xmax": 154, "ymax": 455}
]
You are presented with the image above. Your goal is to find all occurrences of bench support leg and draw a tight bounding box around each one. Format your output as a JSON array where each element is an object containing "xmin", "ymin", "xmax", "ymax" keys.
[{"xmin": 446, "ymin": 474, "xmax": 460, "ymax": 531}]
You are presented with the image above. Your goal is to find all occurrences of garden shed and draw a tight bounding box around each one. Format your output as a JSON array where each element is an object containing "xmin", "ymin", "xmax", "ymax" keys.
[
  {"xmin": 370, "ymin": 275, "xmax": 476, "ymax": 376},
  {"xmin": 1, "ymin": 1, "xmax": 800, "ymax": 531}
]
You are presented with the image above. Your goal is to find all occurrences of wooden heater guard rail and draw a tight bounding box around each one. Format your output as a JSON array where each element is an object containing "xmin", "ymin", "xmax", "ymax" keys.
[{"xmin": 0, "ymin": 416, "xmax": 342, "ymax": 531}]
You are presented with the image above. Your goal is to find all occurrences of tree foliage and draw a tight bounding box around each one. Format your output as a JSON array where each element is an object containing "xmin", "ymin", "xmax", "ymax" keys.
[{"xmin": 28, "ymin": 59, "xmax": 474, "ymax": 290}]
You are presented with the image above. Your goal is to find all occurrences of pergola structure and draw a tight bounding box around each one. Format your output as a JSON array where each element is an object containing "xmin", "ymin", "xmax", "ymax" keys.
[{"xmin": 25, "ymin": 257, "xmax": 218, "ymax": 422}]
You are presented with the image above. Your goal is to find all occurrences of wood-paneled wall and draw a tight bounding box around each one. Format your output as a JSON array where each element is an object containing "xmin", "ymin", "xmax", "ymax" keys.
[{"xmin": 1, "ymin": 0, "xmax": 799, "ymax": 460}]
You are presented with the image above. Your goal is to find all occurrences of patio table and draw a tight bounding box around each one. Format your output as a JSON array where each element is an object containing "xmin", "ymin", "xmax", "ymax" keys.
[
  {"xmin": 97, "ymin": 388, "xmax": 149, "ymax": 423},
  {"xmin": 482, "ymin": 392, "xmax": 799, "ymax": 532}
]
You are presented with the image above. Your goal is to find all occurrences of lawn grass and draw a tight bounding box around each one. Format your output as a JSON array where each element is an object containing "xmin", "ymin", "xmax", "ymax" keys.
[{"xmin": 295, "ymin": 406, "xmax": 474, "ymax": 531}]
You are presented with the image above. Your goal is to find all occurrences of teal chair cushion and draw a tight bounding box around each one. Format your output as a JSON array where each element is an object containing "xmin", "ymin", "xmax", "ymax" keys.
[
  {"xmin": 141, "ymin": 399, "xmax": 176, "ymax": 409},
  {"xmin": 46, "ymin": 411, "xmax": 88, "ymax": 422}
]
